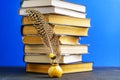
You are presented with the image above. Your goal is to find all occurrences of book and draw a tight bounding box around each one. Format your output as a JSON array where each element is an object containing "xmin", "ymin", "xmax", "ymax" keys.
[
  {"xmin": 21, "ymin": 0, "xmax": 86, "ymax": 13},
  {"xmin": 19, "ymin": 6, "xmax": 86, "ymax": 18},
  {"xmin": 24, "ymin": 54, "xmax": 82, "ymax": 63},
  {"xmin": 22, "ymin": 25, "xmax": 89, "ymax": 36},
  {"xmin": 22, "ymin": 14, "xmax": 90, "ymax": 27},
  {"xmin": 22, "ymin": 35, "xmax": 80, "ymax": 45},
  {"xmin": 20, "ymin": 0, "xmax": 93, "ymax": 75},
  {"xmin": 26, "ymin": 62, "xmax": 93, "ymax": 74},
  {"xmin": 24, "ymin": 44, "xmax": 88, "ymax": 55}
]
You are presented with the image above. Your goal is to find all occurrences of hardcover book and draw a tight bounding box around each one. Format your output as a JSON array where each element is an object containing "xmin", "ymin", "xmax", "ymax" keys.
[
  {"xmin": 22, "ymin": 14, "xmax": 90, "ymax": 27},
  {"xmin": 21, "ymin": 0, "xmax": 86, "ymax": 13},
  {"xmin": 26, "ymin": 62, "xmax": 93, "ymax": 73},
  {"xmin": 22, "ymin": 35, "xmax": 80, "ymax": 45},
  {"xmin": 24, "ymin": 54, "xmax": 82, "ymax": 63},
  {"xmin": 19, "ymin": 6, "xmax": 86, "ymax": 18},
  {"xmin": 22, "ymin": 25, "xmax": 89, "ymax": 36},
  {"xmin": 24, "ymin": 44, "xmax": 88, "ymax": 55}
]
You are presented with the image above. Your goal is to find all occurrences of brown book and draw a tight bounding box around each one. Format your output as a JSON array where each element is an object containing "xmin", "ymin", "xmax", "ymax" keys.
[
  {"xmin": 26, "ymin": 62, "xmax": 93, "ymax": 74},
  {"xmin": 24, "ymin": 54, "xmax": 82, "ymax": 64},
  {"xmin": 22, "ymin": 25, "xmax": 89, "ymax": 36},
  {"xmin": 24, "ymin": 44, "xmax": 88, "ymax": 55},
  {"xmin": 22, "ymin": 35, "xmax": 80, "ymax": 45},
  {"xmin": 22, "ymin": 14, "xmax": 90, "ymax": 27}
]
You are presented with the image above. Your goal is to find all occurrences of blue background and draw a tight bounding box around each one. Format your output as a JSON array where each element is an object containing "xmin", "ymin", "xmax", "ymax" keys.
[{"xmin": 0, "ymin": 0, "xmax": 120, "ymax": 67}]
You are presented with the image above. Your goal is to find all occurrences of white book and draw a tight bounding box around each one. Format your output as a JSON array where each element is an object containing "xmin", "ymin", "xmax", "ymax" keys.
[
  {"xmin": 21, "ymin": 0, "xmax": 86, "ymax": 13},
  {"xmin": 24, "ymin": 44, "xmax": 88, "ymax": 55},
  {"xmin": 19, "ymin": 6, "xmax": 86, "ymax": 18},
  {"xmin": 24, "ymin": 54, "xmax": 82, "ymax": 63}
]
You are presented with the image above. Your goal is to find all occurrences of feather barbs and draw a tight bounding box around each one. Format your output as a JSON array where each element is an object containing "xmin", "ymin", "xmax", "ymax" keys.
[{"xmin": 25, "ymin": 9, "xmax": 61, "ymax": 63}]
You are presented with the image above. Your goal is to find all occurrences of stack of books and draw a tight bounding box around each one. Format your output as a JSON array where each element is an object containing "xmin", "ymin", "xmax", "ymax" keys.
[{"xmin": 19, "ymin": 0, "xmax": 93, "ymax": 74}]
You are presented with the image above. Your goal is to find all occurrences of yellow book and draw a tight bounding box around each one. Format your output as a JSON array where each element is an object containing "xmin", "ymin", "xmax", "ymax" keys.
[
  {"xmin": 22, "ymin": 25, "xmax": 89, "ymax": 36},
  {"xmin": 26, "ymin": 62, "xmax": 93, "ymax": 74},
  {"xmin": 22, "ymin": 35, "xmax": 80, "ymax": 45},
  {"xmin": 22, "ymin": 14, "xmax": 90, "ymax": 27}
]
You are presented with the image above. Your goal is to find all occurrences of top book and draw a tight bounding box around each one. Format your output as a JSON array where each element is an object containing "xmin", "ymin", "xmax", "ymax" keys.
[{"xmin": 21, "ymin": 0, "xmax": 86, "ymax": 13}]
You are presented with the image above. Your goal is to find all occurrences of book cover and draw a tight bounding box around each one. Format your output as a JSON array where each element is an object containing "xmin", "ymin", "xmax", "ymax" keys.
[{"xmin": 26, "ymin": 62, "xmax": 93, "ymax": 73}]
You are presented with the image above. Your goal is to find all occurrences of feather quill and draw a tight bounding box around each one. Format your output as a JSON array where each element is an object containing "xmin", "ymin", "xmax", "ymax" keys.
[{"xmin": 25, "ymin": 9, "xmax": 61, "ymax": 63}]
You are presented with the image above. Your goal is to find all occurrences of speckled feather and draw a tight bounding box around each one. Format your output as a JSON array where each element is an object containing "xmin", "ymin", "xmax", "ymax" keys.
[{"xmin": 25, "ymin": 9, "xmax": 61, "ymax": 62}]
